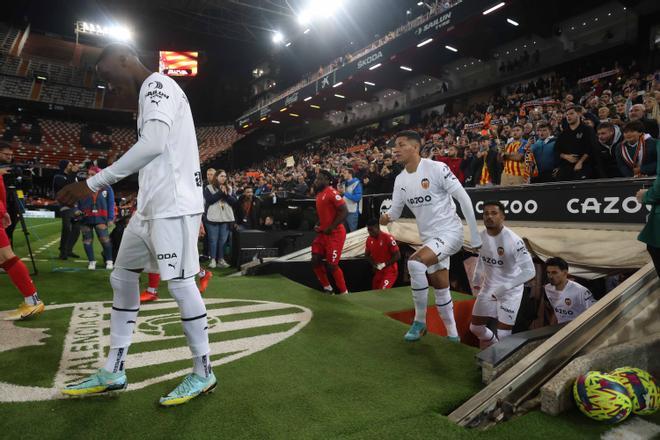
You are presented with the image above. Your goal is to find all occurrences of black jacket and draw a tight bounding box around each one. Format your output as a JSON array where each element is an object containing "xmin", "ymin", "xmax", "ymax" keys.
[{"xmin": 235, "ymin": 196, "xmax": 261, "ymax": 229}]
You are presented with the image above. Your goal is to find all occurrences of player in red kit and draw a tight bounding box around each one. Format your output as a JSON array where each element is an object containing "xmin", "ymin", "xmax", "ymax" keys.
[
  {"xmin": 365, "ymin": 219, "xmax": 401, "ymax": 290},
  {"xmin": 0, "ymin": 141, "xmax": 44, "ymax": 320},
  {"xmin": 311, "ymin": 170, "xmax": 349, "ymax": 295}
]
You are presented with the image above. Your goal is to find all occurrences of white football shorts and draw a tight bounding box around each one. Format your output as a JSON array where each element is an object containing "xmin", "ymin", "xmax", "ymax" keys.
[
  {"xmin": 423, "ymin": 231, "xmax": 463, "ymax": 274},
  {"xmin": 471, "ymin": 286, "xmax": 524, "ymax": 326},
  {"xmin": 115, "ymin": 214, "xmax": 202, "ymax": 281}
]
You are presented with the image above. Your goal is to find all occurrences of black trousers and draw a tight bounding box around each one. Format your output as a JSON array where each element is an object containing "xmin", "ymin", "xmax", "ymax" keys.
[
  {"xmin": 59, "ymin": 208, "xmax": 80, "ymax": 257},
  {"xmin": 648, "ymin": 245, "xmax": 660, "ymax": 278}
]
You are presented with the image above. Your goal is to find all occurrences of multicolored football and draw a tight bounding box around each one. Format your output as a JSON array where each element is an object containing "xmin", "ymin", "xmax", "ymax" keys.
[
  {"xmin": 610, "ymin": 367, "xmax": 659, "ymax": 415},
  {"xmin": 573, "ymin": 371, "xmax": 632, "ymax": 423}
]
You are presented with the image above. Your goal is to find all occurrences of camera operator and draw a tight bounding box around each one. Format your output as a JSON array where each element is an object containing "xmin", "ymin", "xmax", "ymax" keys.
[
  {"xmin": 0, "ymin": 141, "xmax": 44, "ymax": 321},
  {"xmin": 52, "ymin": 160, "xmax": 81, "ymax": 260}
]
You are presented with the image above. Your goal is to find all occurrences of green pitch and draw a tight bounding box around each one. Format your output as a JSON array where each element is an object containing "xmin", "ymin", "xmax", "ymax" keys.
[{"xmin": 0, "ymin": 219, "xmax": 650, "ymax": 439}]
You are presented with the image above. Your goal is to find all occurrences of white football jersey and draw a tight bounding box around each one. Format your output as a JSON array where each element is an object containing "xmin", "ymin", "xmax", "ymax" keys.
[
  {"xmin": 135, "ymin": 72, "xmax": 204, "ymax": 220},
  {"xmin": 545, "ymin": 280, "xmax": 595, "ymax": 323},
  {"xmin": 476, "ymin": 226, "xmax": 531, "ymax": 296},
  {"xmin": 388, "ymin": 158, "xmax": 463, "ymax": 242}
]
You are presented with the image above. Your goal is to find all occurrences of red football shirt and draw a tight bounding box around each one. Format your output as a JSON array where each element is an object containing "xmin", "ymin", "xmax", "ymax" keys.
[
  {"xmin": 315, "ymin": 186, "xmax": 345, "ymax": 230},
  {"xmin": 365, "ymin": 231, "xmax": 399, "ymax": 270}
]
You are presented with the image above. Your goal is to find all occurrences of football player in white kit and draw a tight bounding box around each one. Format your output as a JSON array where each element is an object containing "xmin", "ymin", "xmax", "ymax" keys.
[
  {"xmin": 470, "ymin": 201, "xmax": 536, "ymax": 348},
  {"xmin": 380, "ymin": 131, "xmax": 481, "ymax": 342},
  {"xmin": 544, "ymin": 257, "xmax": 595, "ymax": 324},
  {"xmin": 56, "ymin": 44, "xmax": 215, "ymax": 406}
]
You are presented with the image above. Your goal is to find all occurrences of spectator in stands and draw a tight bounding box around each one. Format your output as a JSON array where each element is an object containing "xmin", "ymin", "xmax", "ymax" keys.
[
  {"xmin": 555, "ymin": 106, "xmax": 598, "ymax": 181},
  {"xmin": 629, "ymin": 103, "xmax": 659, "ymax": 138},
  {"xmin": 460, "ymin": 140, "xmax": 481, "ymax": 187},
  {"xmin": 201, "ymin": 167, "xmax": 216, "ymax": 261},
  {"xmin": 255, "ymin": 177, "xmax": 271, "ymax": 197},
  {"xmin": 78, "ymin": 166, "xmax": 115, "ymax": 271},
  {"xmin": 544, "ymin": 257, "xmax": 595, "ymax": 324},
  {"xmin": 530, "ymin": 122, "xmax": 558, "ymax": 183},
  {"xmin": 235, "ymin": 187, "xmax": 261, "ymax": 230},
  {"xmin": 339, "ymin": 168, "xmax": 362, "ymax": 232},
  {"xmin": 52, "ymin": 160, "xmax": 81, "ymax": 260},
  {"xmin": 292, "ymin": 175, "xmax": 309, "ymax": 198},
  {"xmin": 499, "ymin": 124, "xmax": 528, "ymax": 186},
  {"xmin": 204, "ymin": 169, "xmax": 236, "ymax": 268},
  {"xmin": 596, "ymin": 121, "xmax": 624, "ymax": 178},
  {"xmin": 613, "ymin": 99, "xmax": 628, "ymax": 124},
  {"xmin": 644, "ymin": 96, "xmax": 660, "ymax": 124},
  {"xmin": 472, "ymin": 138, "xmax": 502, "ymax": 187},
  {"xmin": 615, "ymin": 121, "xmax": 658, "ymax": 178},
  {"xmin": 437, "ymin": 145, "xmax": 464, "ymax": 183},
  {"xmin": 362, "ymin": 162, "xmax": 382, "ymax": 194}
]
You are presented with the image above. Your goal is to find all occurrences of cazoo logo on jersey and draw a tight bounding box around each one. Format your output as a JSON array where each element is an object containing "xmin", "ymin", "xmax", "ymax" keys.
[{"xmin": 0, "ymin": 298, "xmax": 312, "ymax": 402}]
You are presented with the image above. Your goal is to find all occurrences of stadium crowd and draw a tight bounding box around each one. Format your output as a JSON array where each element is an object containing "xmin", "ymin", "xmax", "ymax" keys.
[{"xmin": 223, "ymin": 64, "xmax": 660, "ymax": 208}]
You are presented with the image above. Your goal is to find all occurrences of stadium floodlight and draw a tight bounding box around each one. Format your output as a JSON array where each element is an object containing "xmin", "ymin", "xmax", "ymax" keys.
[
  {"xmin": 298, "ymin": 0, "xmax": 343, "ymax": 24},
  {"xmin": 482, "ymin": 2, "xmax": 505, "ymax": 15},
  {"xmin": 310, "ymin": 104, "xmax": 321, "ymax": 109},
  {"xmin": 369, "ymin": 63, "xmax": 382, "ymax": 70},
  {"xmin": 260, "ymin": 116, "xmax": 268, "ymax": 121},
  {"xmin": 334, "ymin": 94, "xmax": 345, "ymax": 98},
  {"xmin": 279, "ymin": 107, "xmax": 288, "ymax": 112},
  {"xmin": 332, "ymin": 81, "xmax": 343, "ymax": 88},
  {"xmin": 272, "ymin": 120, "xmax": 281, "ymax": 124},
  {"xmin": 297, "ymin": 10, "xmax": 312, "ymax": 25},
  {"xmin": 364, "ymin": 81, "xmax": 375, "ymax": 86},
  {"xmin": 417, "ymin": 38, "xmax": 433, "ymax": 47},
  {"xmin": 417, "ymin": 1, "xmax": 424, "ymax": 5},
  {"xmin": 445, "ymin": 45, "xmax": 458, "ymax": 52},
  {"xmin": 242, "ymin": 124, "xmax": 250, "ymax": 128},
  {"xmin": 272, "ymin": 31, "xmax": 284, "ymax": 44},
  {"xmin": 285, "ymin": 42, "xmax": 292, "ymax": 47},
  {"xmin": 75, "ymin": 21, "xmax": 133, "ymax": 42},
  {"xmin": 289, "ymin": 113, "xmax": 300, "ymax": 117},
  {"xmin": 304, "ymin": 96, "xmax": 313, "ymax": 101},
  {"xmin": 400, "ymin": 65, "xmax": 413, "ymax": 71},
  {"xmin": 303, "ymin": 28, "xmax": 311, "ymax": 34},
  {"xmin": 507, "ymin": 18, "xmax": 519, "ymax": 26}
]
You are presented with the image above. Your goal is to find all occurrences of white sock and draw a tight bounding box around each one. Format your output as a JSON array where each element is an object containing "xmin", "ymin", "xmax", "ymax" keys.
[
  {"xmin": 193, "ymin": 353, "xmax": 212, "ymax": 378},
  {"xmin": 146, "ymin": 287, "xmax": 157, "ymax": 294},
  {"xmin": 168, "ymin": 277, "xmax": 211, "ymax": 371},
  {"xmin": 198, "ymin": 269, "xmax": 206, "ymax": 278},
  {"xmin": 497, "ymin": 328, "xmax": 512, "ymax": 340},
  {"xmin": 469, "ymin": 323, "xmax": 498, "ymax": 348},
  {"xmin": 408, "ymin": 259, "xmax": 429, "ymax": 323},
  {"xmin": 107, "ymin": 268, "xmax": 140, "ymax": 370},
  {"xmin": 435, "ymin": 287, "xmax": 458, "ymax": 338},
  {"xmin": 104, "ymin": 347, "xmax": 128, "ymax": 373},
  {"xmin": 24, "ymin": 293, "xmax": 40, "ymax": 306}
]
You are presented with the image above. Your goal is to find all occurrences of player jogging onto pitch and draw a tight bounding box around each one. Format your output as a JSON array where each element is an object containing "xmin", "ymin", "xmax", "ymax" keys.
[
  {"xmin": 0, "ymin": 141, "xmax": 44, "ymax": 320},
  {"xmin": 469, "ymin": 201, "xmax": 535, "ymax": 348},
  {"xmin": 380, "ymin": 130, "xmax": 481, "ymax": 342},
  {"xmin": 312, "ymin": 170, "xmax": 349, "ymax": 295},
  {"xmin": 57, "ymin": 44, "xmax": 215, "ymax": 406}
]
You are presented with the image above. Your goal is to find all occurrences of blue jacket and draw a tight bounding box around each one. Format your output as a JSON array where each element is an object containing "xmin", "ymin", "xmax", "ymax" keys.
[
  {"xmin": 531, "ymin": 137, "xmax": 557, "ymax": 173},
  {"xmin": 78, "ymin": 186, "xmax": 115, "ymax": 225},
  {"xmin": 342, "ymin": 177, "xmax": 363, "ymax": 214}
]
